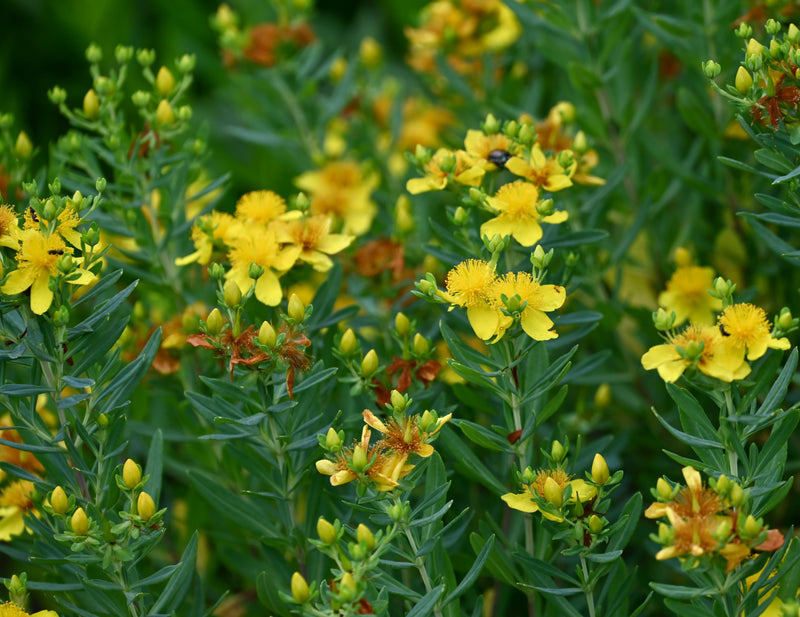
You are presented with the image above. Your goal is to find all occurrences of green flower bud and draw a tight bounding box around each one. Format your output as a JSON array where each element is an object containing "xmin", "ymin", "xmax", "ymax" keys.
[
  {"xmin": 248, "ymin": 263, "xmax": 265, "ymax": 279},
  {"xmin": 48, "ymin": 86, "xmax": 67, "ymax": 105},
  {"xmin": 551, "ymin": 440, "xmax": 566, "ymax": 463},
  {"xmin": 177, "ymin": 54, "xmax": 196, "ymax": 73},
  {"xmin": 482, "ymin": 113, "xmax": 500, "ymax": 134},
  {"xmin": 53, "ymin": 305, "xmax": 70, "ymax": 327},
  {"xmin": 155, "ymin": 99, "xmax": 175, "ymax": 125},
  {"xmin": 656, "ymin": 478, "xmax": 673, "ymax": 500},
  {"xmin": 652, "ymin": 308, "xmax": 676, "ymax": 331},
  {"xmin": 789, "ymin": 23, "xmax": 800, "ymax": 44},
  {"xmin": 503, "ymin": 119, "xmax": 519, "ymax": 138},
  {"xmin": 131, "ymin": 90, "xmax": 151, "ymax": 107},
  {"xmin": 453, "ymin": 206, "xmax": 468, "ymax": 226},
  {"xmin": 137, "ymin": 48, "xmax": 156, "ymax": 66},
  {"xmin": 351, "ymin": 444, "xmax": 368, "ymax": 471},
  {"xmin": 419, "ymin": 409, "xmax": 437, "ymax": 433},
  {"xmin": 766, "ymin": 18, "xmax": 781, "ymax": 35},
  {"xmin": 387, "ymin": 503, "xmax": 404, "ymax": 522},
  {"xmin": 325, "ymin": 427, "xmax": 343, "ymax": 451},
  {"xmin": 359, "ymin": 36, "xmax": 382, "ymax": 68},
  {"xmin": 536, "ymin": 198, "xmax": 555, "ymax": 216},
  {"xmin": 588, "ymin": 515, "xmax": 604, "ymax": 534},
  {"xmin": 15, "ymin": 131, "xmax": 32, "ymax": 159},
  {"xmin": 390, "ymin": 390, "xmax": 407, "ymax": 412},
  {"xmin": 85, "ymin": 43, "xmax": 103, "ymax": 64},
  {"xmin": 95, "ymin": 177, "xmax": 107, "ymax": 193},
  {"xmin": 115, "ymin": 45, "xmax": 134, "ymax": 63},
  {"xmin": 729, "ymin": 483, "xmax": 744, "ymax": 507},
  {"xmin": 521, "ymin": 467, "xmax": 536, "ymax": 485},
  {"xmin": 778, "ymin": 308, "xmax": 795, "ymax": 331},
  {"xmin": 338, "ymin": 572, "xmax": 356, "ymax": 602},
  {"xmin": 97, "ymin": 413, "xmax": 109, "ymax": 427},
  {"xmin": 531, "ymin": 244, "xmax": 553, "ymax": 270},
  {"xmin": 735, "ymin": 23, "xmax": 753, "ymax": 39}
]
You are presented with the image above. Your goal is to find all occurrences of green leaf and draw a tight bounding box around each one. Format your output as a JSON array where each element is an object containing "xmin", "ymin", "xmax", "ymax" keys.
[
  {"xmin": 651, "ymin": 408, "xmax": 723, "ymax": 449},
  {"xmin": 147, "ymin": 531, "xmax": 197, "ymax": 615},
  {"xmin": 146, "ymin": 429, "xmax": 163, "ymax": 502},
  {"xmin": 438, "ymin": 429, "xmax": 506, "ymax": 495},
  {"xmin": 755, "ymin": 348, "xmax": 797, "ymax": 418},
  {"xmin": 753, "ymin": 148, "xmax": 793, "ymax": 173},
  {"xmin": 443, "ymin": 535, "xmax": 494, "ymax": 606},
  {"xmin": 406, "ymin": 584, "xmax": 445, "ymax": 617},
  {"xmin": 96, "ymin": 328, "xmax": 162, "ymax": 412},
  {"xmin": 663, "ymin": 598, "xmax": 715, "ymax": 617},
  {"xmin": 650, "ymin": 582, "xmax": 716, "ymax": 599},
  {"xmin": 469, "ymin": 532, "xmax": 520, "ymax": 587},
  {"xmin": 255, "ymin": 571, "xmax": 292, "ymax": 617},
  {"xmin": 454, "ymin": 419, "xmax": 510, "ymax": 452},
  {"xmin": 667, "ymin": 384, "xmax": 720, "ymax": 445}
]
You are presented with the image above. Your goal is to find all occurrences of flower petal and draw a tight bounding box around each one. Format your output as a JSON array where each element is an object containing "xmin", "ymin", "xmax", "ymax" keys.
[
  {"xmin": 467, "ymin": 304, "xmax": 500, "ymax": 340},
  {"xmin": 501, "ymin": 492, "xmax": 539, "ymax": 513}
]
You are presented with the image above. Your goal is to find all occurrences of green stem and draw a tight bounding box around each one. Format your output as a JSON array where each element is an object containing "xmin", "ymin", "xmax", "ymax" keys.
[
  {"xmin": 580, "ymin": 555, "xmax": 597, "ymax": 617},
  {"xmin": 395, "ymin": 496, "xmax": 443, "ymax": 617}
]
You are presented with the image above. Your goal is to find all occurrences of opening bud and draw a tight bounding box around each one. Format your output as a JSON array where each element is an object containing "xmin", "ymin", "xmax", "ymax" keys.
[
  {"xmin": 356, "ymin": 523, "xmax": 375, "ymax": 550},
  {"xmin": 123, "ymin": 459, "xmax": 142, "ymax": 489},
  {"xmin": 137, "ymin": 491, "xmax": 156, "ymax": 522},
  {"xmin": 317, "ymin": 517, "xmax": 338, "ymax": 544},
  {"xmin": 789, "ymin": 23, "xmax": 800, "ymax": 44},
  {"xmin": 71, "ymin": 507, "xmax": 89, "ymax": 536},
  {"xmin": 452, "ymin": 205, "xmax": 468, "ymax": 226},
  {"xmin": 521, "ymin": 467, "xmax": 536, "ymax": 485},
  {"xmin": 592, "ymin": 454, "xmax": 610, "ymax": 485},
  {"xmin": 419, "ymin": 409, "xmax": 438, "ymax": 433},
  {"xmin": 702, "ymin": 60, "xmax": 722, "ymax": 79},
  {"xmin": 531, "ymin": 244, "xmax": 553, "ymax": 270},
  {"xmin": 51, "ymin": 486, "xmax": 69, "ymax": 515}
]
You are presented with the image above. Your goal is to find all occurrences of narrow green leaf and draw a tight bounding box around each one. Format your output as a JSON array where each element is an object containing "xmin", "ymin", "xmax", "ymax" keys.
[
  {"xmin": 146, "ymin": 429, "xmax": 163, "ymax": 502},
  {"xmin": 438, "ymin": 429, "xmax": 506, "ymax": 495},
  {"xmin": 443, "ymin": 535, "xmax": 494, "ymax": 606},
  {"xmin": 454, "ymin": 419, "xmax": 510, "ymax": 452},
  {"xmin": 148, "ymin": 531, "xmax": 197, "ymax": 615},
  {"xmin": 651, "ymin": 408, "xmax": 723, "ymax": 448},
  {"xmin": 406, "ymin": 585, "xmax": 445, "ymax": 617},
  {"xmin": 755, "ymin": 348, "xmax": 797, "ymax": 417},
  {"xmin": 650, "ymin": 582, "xmax": 716, "ymax": 599}
]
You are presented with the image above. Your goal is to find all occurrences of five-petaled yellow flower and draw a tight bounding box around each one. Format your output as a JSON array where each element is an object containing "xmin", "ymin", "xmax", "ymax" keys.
[
  {"xmin": 718, "ymin": 303, "xmax": 790, "ymax": 360},
  {"xmin": 489, "ymin": 271, "xmax": 566, "ymax": 341},
  {"xmin": 1, "ymin": 229, "xmax": 94, "ymax": 315},
  {"xmin": 483, "ymin": 180, "xmax": 568, "ymax": 247},
  {"xmin": 406, "ymin": 148, "xmax": 485, "ymax": 194},
  {"xmin": 658, "ymin": 265, "xmax": 721, "ymax": 326},
  {"xmin": 505, "ymin": 144, "xmax": 575, "ymax": 192},
  {"xmin": 502, "ymin": 468, "xmax": 597, "ymax": 522},
  {"xmin": 272, "ymin": 214, "xmax": 353, "ymax": 272},
  {"xmin": 443, "ymin": 259, "xmax": 499, "ymax": 340}
]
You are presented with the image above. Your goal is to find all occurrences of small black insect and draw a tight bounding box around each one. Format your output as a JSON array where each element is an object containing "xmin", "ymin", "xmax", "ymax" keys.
[
  {"xmin": 719, "ymin": 324, "xmax": 730, "ymax": 337},
  {"xmin": 29, "ymin": 207, "xmax": 39, "ymax": 222},
  {"xmin": 487, "ymin": 149, "xmax": 513, "ymax": 168},
  {"xmin": 48, "ymin": 249, "xmax": 65, "ymax": 255}
]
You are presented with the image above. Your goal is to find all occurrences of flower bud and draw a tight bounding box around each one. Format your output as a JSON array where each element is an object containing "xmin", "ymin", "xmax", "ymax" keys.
[
  {"xmin": 51, "ymin": 486, "xmax": 69, "ymax": 514},
  {"xmin": 288, "ymin": 293, "xmax": 306, "ymax": 322},
  {"xmin": 137, "ymin": 491, "xmax": 156, "ymax": 522},
  {"xmin": 248, "ymin": 263, "xmax": 265, "ymax": 279},
  {"xmin": 83, "ymin": 89, "xmax": 100, "ymax": 119},
  {"xmin": 766, "ymin": 18, "xmax": 781, "ymax": 35},
  {"xmin": 657, "ymin": 478, "xmax": 673, "ymax": 500},
  {"xmin": 390, "ymin": 390, "xmax": 407, "ymax": 412},
  {"xmin": 361, "ymin": 350, "xmax": 379, "ymax": 377},
  {"xmin": 351, "ymin": 444, "xmax": 368, "ymax": 471},
  {"xmin": 339, "ymin": 329, "xmax": 358, "ymax": 354},
  {"xmin": 356, "ymin": 523, "xmax": 375, "ymax": 550},
  {"xmin": 453, "ymin": 206, "xmax": 468, "ymax": 226},
  {"xmin": 85, "ymin": 43, "xmax": 102, "ymax": 63},
  {"xmin": 517, "ymin": 123, "xmax": 535, "ymax": 145},
  {"xmin": 15, "ymin": 131, "xmax": 32, "ymax": 159},
  {"xmin": 503, "ymin": 119, "xmax": 519, "ymax": 138},
  {"xmin": 71, "ymin": 507, "xmax": 89, "ymax": 536},
  {"xmin": 156, "ymin": 99, "xmax": 175, "ymax": 125},
  {"xmin": 123, "ymin": 459, "xmax": 141, "ymax": 489},
  {"xmin": 419, "ymin": 409, "xmax": 437, "ymax": 433},
  {"xmin": 741, "ymin": 514, "xmax": 762, "ymax": 539},
  {"xmin": 258, "ymin": 321, "xmax": 276, "ymax": 347},
  {"xmin": 359, "ymin": 36, "xmax": 382, "ymax": 68},
  {"xmin": 652, "ymin": 308, "xmax": 676, "ymax": 331},
  {"xmin": 412, "ymin": 333, "xmax": 429, "ymax": 355},
  {"xmin": 778, "ymin": 308, "xmax": 795, "ymax": 331},
  {"xmin": 8, "ymin": 573, "xmax": 26, "ymax": 606},
  {"xmin": 131, "ymin": 90, "xmax": 151, "ymax": 107},
  {"xmin": 338, "ymin": 572, "xmax": 356, "ymax": 602},
  {"xmin": 394, "ymin": 312, "xmax": 410, "ymax": 337},
  {"xmin": 551, "ymin": 440, "xmax": 566, "ymax": 463},
  {"xmin": 330, "ymin": 57, "xmax": 347, "ymax": 83},
  {"xmin": 48, "ymin": 86, "xmax": 67, "ymax": 105},
  {"xmin": 115, "ymin": 44, "xmax": 134, "ymax": 63},
  {"xmin": 317, "ymin": 517, "xmax": 337, "ymax": 544},
  {"xmin": 713, "ymin": 517, "xmax": 732, "ymax": 542},
  {"xmin": 325, "ymin": 427, "xmax": 343, "ymax": 451},
  {"xmin": 137, "ymin": 48, "xmax": 156, "ymax": 66},
  {"xmin": 53, "ymin": 305, "xmax": 70, "ymax": 327},
  {"xmin": 789, "ymin": 23, "xmax": 800, "ymax": 44},
  {"xmin": 156, "ymin": 66, "xmax": 176, "ymax": 96},
  {"xmin": 657, "ymin": 522, "xmax": 673, "ymax": 544},
  {"xmin": 97, "ymin": 413, "xmax": 109, "ymax": 427},
  {"xmin": 729, "ymin": 483, "xmax": 744, "ymax": 507},
  {"xmin": 388, "ymin": 503, "xmax": 404, "ymax": 522},
  {"xmin": 573, "ymin": 130, "xmax": 588, "ymax": 153},
  {"xmin": 746, "ymin": 38, "xmax": 764, "ymax": 58},
  {"xmin": 482, "ymin": 113, "xmax": 500, "ymax": 134},
  {"xmin": 223, "ymin": 279, "xmax": 242, "ymax": 307},
  {"xmin": 543, "ymin": 477, "xmax": 563, "ymax": 507},
  {"xmin": 291, "ymin": 572, "xmax": 310, "ymax": 603},
  {"xmin": 588, "ymin": 514, "xmax": 604, "ymax": 534},
  {"xmin": 715, "ymin": 474, "xmax": 730, "ymax": 494},
  {"xmin": 177, "ymin": 54, "xmax": 196, "ymax": 73},
  {"xmin": 735, "ymin": 66, "xmax": 753, "ymax": 94},
  {"xmin": 206, "ymin": 308, "xmax": 224, "ymax": 335},
  {"xmin": 521, "ymin": 467, "xmax": 536, "ymax": 485},
  {"xmin": 594, "ymin": 383, "xmax": 611, "ymax": 409},
  {"xmin": 592, "ymin": 454, "xmax": 610, "ymax": 485}
]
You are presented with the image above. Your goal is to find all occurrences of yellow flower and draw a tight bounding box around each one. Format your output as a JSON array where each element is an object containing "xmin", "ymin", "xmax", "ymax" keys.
[
  {"xmin": 295, "ymin": 160, "xmax": 378, "ymax": 236},
  {"xmin": 502, "ymin": 468, "xmax": 597, "ymax": 522},
  {"xmin": 641, "ymin": 324, "xmax": 749, "ymax": 383},
  {"xmin": 234, "ymin": 190, "xmax": 298, "ymax": 225},
  {"xmin": 1, "ymin": 229, "xmax": 94, "ymax": 315},
  {"xmin": 175, "ymin": 211, "xmax": 236, "ymax": 266},
  {"xmin": 658, "ymin": 265, "xmax": 722, "ymax": 326},
  {"xmin": 463, "ymin": 129, "xmax": 515, "ymax": 171},
  {"xmin": 24, "ymin": 203, "xmax": 83, "ymax": 248},
  {"xmin": 444, "ymin": 259, "xmax": 499, "ymax": 340},
  {"xmin": 272, "ymin": 214, "xmax": 353, "ymax": 272},
  {"xmin": 406, "ymin": 148, "xmax": 485, "ymax": 194},
  {"xmin": 489, "ymin": 271, "xmax": 566, "ymax": 341},
  {"xmin": 225, "ymin": 226, "xmax": 301, "ymax": 306},
  {"xmin": 0, "ymin": 204, "xmax": 21, "ymax": 249},
  {"xmin": 718, "ymin": 303, "xmax": 791, "ymax": 361},
  {"xmin": 0, "ymin": 602, "xmax": 58, "ymax": 617},
  {"xmin": 0, "ymin": 480, "xmax": 36, "ymax": 541},
  {"xmin": 505, "ymin": 144, "xmax": 575, "ymax": 192},
  {"xmin": 362, "ymin": 408, "xmax": 452, "ymax": 458},
  {"xmin": 483, "ymin": 181, "xmax": 568, "ymax": 247}
]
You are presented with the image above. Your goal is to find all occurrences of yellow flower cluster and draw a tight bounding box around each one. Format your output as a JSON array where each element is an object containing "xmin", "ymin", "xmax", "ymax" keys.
[
  {"xmin": 0, "ymin": 200, "xmax": 95, "ymax": 314},
  {"xmin": 316, "ymin": 408, "xmax": 452, "ymax": 492},
  {"xmin": 440, "ymin": 259, "xmax": 566, "ymax": 342},
  {"xmin": 176, "ymin": 190, "xmax": 353, "ymax": 306},
  {"xmin": 646, "ymin": 466, "xmax": 781, "ymax": 572}
]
